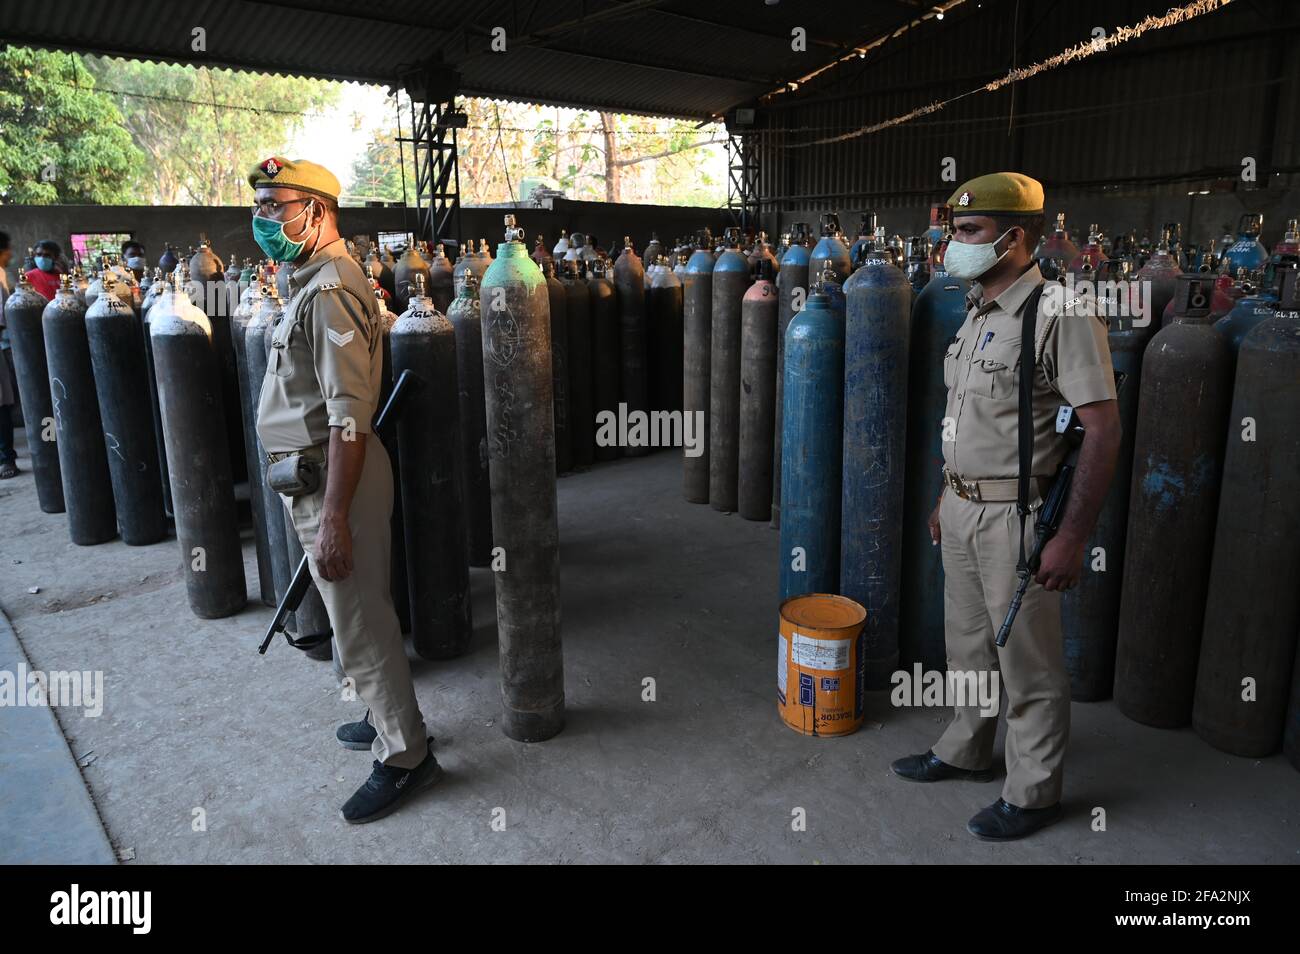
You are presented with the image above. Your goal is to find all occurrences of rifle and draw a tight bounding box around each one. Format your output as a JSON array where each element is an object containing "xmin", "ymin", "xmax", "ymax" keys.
[
  {"xmin": 258, "ymin": 368, "xmax": 415, "ymax": 654},
  {"xmin": 994, "ymin": 370, "xmax": 1126, "ymax": 648},
  {"xmin": 994, "ymin": 405, "xmax": 1084, "ymax": 648}
]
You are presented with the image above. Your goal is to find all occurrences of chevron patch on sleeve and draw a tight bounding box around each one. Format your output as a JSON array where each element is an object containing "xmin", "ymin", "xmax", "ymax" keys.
[{"xmin": 326, "ymin": 327, "xmax": 355, "ymax": 347}]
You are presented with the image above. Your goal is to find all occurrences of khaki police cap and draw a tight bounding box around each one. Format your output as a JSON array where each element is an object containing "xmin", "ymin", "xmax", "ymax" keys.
[
  {"xmin": 248, "ymin": 156, "xmax": 341, "ymax": 201},
  {"xmin": 947, "ymin": 172, "xmax": 1044, "ymax": 217}
]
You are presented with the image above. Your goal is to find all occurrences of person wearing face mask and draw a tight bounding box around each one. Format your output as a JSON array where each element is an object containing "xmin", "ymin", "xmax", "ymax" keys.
[
  {"xmin": 0, "ymin": 231, "xmax": 18, "ymax": 478},
  {"xmin": 890, "ymin": 173, "xmax": 1121, "ymax": 840},
  {"xmin": 120, "ymin": 240, "xmax": 148, "ymax": 279},
  {"xmin": 249, "ymin": 156, "xmax": 440, "ymax": 824},
  {"xmin": 25, "ymin": 239, "xmax": 64, "ymax": 301}
]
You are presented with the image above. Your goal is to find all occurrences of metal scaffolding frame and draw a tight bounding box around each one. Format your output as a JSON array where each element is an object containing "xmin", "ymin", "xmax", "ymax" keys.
[
  {"xmin": 396, "ymin": 65, "xmax": 463, "ymax": 248},
  {"xmin": 727, "ymin": 131, "xmax": 759, "ymax": 233}
]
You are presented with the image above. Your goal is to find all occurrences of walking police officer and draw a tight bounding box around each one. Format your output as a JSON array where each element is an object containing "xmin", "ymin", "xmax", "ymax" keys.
[
  {"xmin": 249, "ymin": 156, "xmax": 441, "ymax": 823},
  {"xmin": 891, "ymin": 173, "xmax": 1121, "ymax": 840}
]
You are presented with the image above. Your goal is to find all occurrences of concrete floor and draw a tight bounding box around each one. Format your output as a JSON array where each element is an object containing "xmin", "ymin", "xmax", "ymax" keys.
[{"xmin": 1, "ymin": 429, "xmax": 1297, "ymax": 864}]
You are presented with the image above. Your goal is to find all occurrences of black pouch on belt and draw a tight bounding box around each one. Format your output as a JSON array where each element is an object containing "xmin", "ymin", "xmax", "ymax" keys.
[{"xmin": 266, "ymin": 454, "xmax": 321, "ymax": 497}]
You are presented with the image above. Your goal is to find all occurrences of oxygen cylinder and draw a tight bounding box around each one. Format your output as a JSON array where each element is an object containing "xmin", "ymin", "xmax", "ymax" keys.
[
  {"xmin": 452, "ymin": 241, "xmax": 473, "ymax": 298},
  {"xmin": 709, "ymin": 230, "xmax": 751, "ymax": 511},
  {"xmin": 588, "ymin": 259, "xmax": 621, "ymax": 463},
  {"xmin": 228, "ymin": 270, "xmax": 276, "ymax": 604},
  {"xmin": 1220, "ymin": 213, "xmax": 1268, "ymax": 277},
  {"xmin": 552, "ymin": 230, "xmax": 570, "ymax": 261},
  {"xmin": 1114, "ymin": 276, "xmax": 1232, "ymax": 727},
  {"xmin": 770, "ymin": 233, "xmax": 812, "ymax": 528},
  {"xmin": 150, "ymin": 268, "xmax": 246, "ymax": 618},
  {"xmin": 393, "ymin": 246, "xmax": 430, "ymax": 315},
  {"xmin": 1068, "ymin": 224, "xmax": 1108, "ymax": 275},
  {"xmin": 140, "ymin": 274, "xmax": 174, "ymax": 517},
  {"xmin": 479, "ymin": 215, "xmax": 564, "ymax": 742},
  {"xmin": 448, "ymin": 271, "xmax": 493, "ymax": 567},
  {"xmin": 366, "ymin": 247, "xmax": 396, "ymax": 300},
  {"xmin": 561, "ymin": 260, "xmax": 595, "ymax": 468},
  {"xmin": 809, "ymin": 213, "xmax": 852, "ymax": 286},
  {"xmin": 747, "ymin": 231, "xmax": 778, "ymax": 274},
  {"xmin": 71, "ymin": 268, "xmax": 89, "ymax": 307},
  {"xmin": 613, "ymin": 237, "xmax": 648, "ymax": 457},
  {"xmin": 779, "ymin": 290, "xmax": 844, "ymax": 599},
  {"xmin": 1133, "ymin": 227, "xmax": 1181, "ymax": 344},
  {"xmin": 642, "ymin": 232, "xmax": 663, "ymax": 270},
  {"xmin": 840, "ymin": 239, "xmax": 912, "ymax": 689},
  {"xmin": 1193, "ymin": 268, "xmax": 1300, "ymax": 755},
  {"xmin": 1036, "ymin": 212, "xmax": 1080, "ymax": 280},
  {"xmin": 471, "ymin": 238, "xmax": 492, "ymax": 285},
  {"xmin": 899, "ymin": 252, "xmax": 969, "ymax": 673},
  {"xmin": 1265, "ymin": 217, "xmax": 1299, "ymax": 290},
  {"xmin": 904, "ymin": 236, "xmax": 931, "ymax": 295},
  {"xmin": 682, "ymin": 245, "xmax": 715, "ymax": 501},
  {"xmin": 847, "ymin": 213, "xmax": 876, "ymax": 265},
  {"xmin": 532, "ymin": 235, "xmax": 552, "ymax": 270},
  {"xmin": 391, "ymin": 274, "xmax": 472, "ymax": 659},
  {"xmin": 1060, "ymin": 270, "xmax": 1144, "ymax": 700},
  {"xmin": 1214, "ymin": 272, "xmax": 1277, "ymax": 353},
  {"xmin": 244, "ymin": 286, "xmax": 296, "ymax": 626},
  {"xmin": 3, "ymin": 274, "xmax": 65, "ymax": 513},
  {"xmin": 647, "ymin": 255, "xmax": 684, "ymax": 416},
  {"xmin": 369, "ymin": 277, "xmax": 411, "ymax": 635},
  {"xmin": 542, "ymin": 259, "xmax": 571, "ymax": 474},
  {"xmin": 84, "ymin": 274, "xmax": 167, "ymax": 546},
  {"xmin": 42, "ymin": 277, "xmax": 117, "ymax": 544},
  {"xmin": 737, "ymin": 260, "xmax": 778, "ymax": 521},
  {"xmin": 158, "ymin": 246, "xmax": 178, "ymax": 273},
  {"xmin": 427, "ymin": 243, "xmax": 455, "ymax": 314}
]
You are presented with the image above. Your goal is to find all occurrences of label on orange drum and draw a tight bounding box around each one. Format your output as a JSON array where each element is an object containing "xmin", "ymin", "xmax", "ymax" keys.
[{"xmin": 778, "ymin": 594, "xmax": 867, "ymax": 737}]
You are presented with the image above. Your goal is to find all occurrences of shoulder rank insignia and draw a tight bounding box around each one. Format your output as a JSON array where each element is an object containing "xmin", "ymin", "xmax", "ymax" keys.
[{"xmin": 326, "ymin": 327, "xmax": 355, "ymax": 347}]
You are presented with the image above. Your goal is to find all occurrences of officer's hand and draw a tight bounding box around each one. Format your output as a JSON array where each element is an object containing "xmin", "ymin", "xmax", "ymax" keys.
[
  {"xmin": 928, "ymin": 497, "xmax": 942, "ymax": 545},
  {"xmin": 1035, "ymin": 535, "xmax": 1083, "ymax": 591},
  {"xmin": 314, "ymin": 513, "xmax": 354, "ymax": 582}
]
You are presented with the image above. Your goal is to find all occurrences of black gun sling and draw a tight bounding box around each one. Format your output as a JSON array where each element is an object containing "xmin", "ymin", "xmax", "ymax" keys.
[{"xmin": 1016, "ymin": 282, "xmax": 1047, "ymax": 574}]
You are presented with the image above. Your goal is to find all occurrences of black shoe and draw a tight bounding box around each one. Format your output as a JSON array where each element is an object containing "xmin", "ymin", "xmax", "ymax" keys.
[
  {"xmin": 967, "ymin": 798, "xmax": 1063, "ymax": 841},
  {"xmin": 0, "ymin": 461, "xmax": 17, "ymax": 479},
  {"xmin": 336, "ymin": 709, "xmax": 377, "ymax": 750},
  {"xmin": 340, "ymin": 741, "xmax": 443, "ymax": 824},
  {"xmin": 890, "ymin": 750, "xmax": 995, "ymax": 783}
]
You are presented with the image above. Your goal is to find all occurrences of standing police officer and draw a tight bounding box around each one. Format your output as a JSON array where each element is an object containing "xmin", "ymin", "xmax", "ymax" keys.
[
  {"xmin": 891, "ymin": 173, "xmax": 1121, "ymax": 840},
  {"xmin": 249, "ymin": 156, "xmax": 441, "ymax": 823}
]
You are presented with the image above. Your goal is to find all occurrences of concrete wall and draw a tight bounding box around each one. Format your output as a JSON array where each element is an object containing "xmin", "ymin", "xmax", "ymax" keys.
[{"xmin": 0, "ymin": 199, "xmax": 731, "ymax": 282}]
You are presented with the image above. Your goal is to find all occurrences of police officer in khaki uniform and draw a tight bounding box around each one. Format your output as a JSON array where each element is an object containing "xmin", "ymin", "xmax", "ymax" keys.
[
  {"xmin": 891, "ymin": 173, "xmax": 1121, "ymax": 840},
  {"xmin": 249, "ymin": 156, "xmax": 442, "ymax": 823}
]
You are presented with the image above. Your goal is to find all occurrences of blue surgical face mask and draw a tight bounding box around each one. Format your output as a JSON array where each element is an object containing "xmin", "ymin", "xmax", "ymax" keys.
[
  {"xmin": 34, "ymin": 256, "xmax": 54, "ymax": 272},
  {"xmin": 252, "ymin": 200, "xmax": 318, "ymax": 263},
  {"xmin": 126, "ymin": 255, "xmax": 146, "ymax": 270}
]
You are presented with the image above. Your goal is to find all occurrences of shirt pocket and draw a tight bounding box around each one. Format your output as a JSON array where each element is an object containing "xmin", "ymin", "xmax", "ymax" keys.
[
  {"xmin": 942, "ymin": 336, "xmax": 965, "ymax": 390},
  {"xmin": 268, "ymin": 318, "xmax": 296, "ymax": 378},
  {"xmin": 970, "ymin": 341, "xmax": 1020, "ymax": 400}
]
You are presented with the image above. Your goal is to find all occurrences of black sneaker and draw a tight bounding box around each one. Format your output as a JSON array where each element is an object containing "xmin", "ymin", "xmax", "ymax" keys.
[
  {"xmin": 336, "ymin": 709, "xmax": 377, "ymax": 750},
  {"xmin": 0, "ymin": 461, "xmax": 17, "ymax": 479},
  {"xmin": 339, "ymin": 741, "xmax": 442, "ymax": 824}
]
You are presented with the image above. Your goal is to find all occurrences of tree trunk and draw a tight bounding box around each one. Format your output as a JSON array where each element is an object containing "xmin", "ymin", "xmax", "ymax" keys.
[{"xmin": 600, "ymin": 112, "xmax": 620, "ymax": 203}]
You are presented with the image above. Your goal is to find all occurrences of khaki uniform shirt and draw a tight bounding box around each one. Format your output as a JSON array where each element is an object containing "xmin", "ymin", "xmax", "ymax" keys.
[
  {"xmin": 942, "ymin": 263, "xmax": 1116, "ymax": 480},
  {"xmin": 256, "ymin": 239, "xmax": 383, "ymax": 454}
]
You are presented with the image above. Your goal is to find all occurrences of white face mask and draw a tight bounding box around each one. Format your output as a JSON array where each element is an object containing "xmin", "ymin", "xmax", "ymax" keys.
[{"xmin": 943, "ymin": 228, "xmax": 1013, "ymax": 279}]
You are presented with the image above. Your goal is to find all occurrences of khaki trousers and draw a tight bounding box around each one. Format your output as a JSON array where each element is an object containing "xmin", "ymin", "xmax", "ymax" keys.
[
  {"xmin": 282, "ymin": 436, "xmax": 427, "ymax": 769},
  {"xmin": 930, "ymin": 488, "xmax": 1070, "ymax": 808}
]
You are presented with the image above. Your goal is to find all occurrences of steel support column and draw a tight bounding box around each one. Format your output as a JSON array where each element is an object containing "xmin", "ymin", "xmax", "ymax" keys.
[
  {"xmin": 398, "ymin": 65, "xmax": 463, "ymax": 246},
  {"xmin": 727, "ymin": 132, "xmax": 759, "ymax": 234}
]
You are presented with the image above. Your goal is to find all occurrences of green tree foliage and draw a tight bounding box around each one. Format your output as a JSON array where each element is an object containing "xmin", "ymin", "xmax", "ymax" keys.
[
  {"xmin": 356, "ymin": 97, "xmax": 725, "ymax": 209},
  {"xmin": 0, "ymin": 47, "xmax": 142, "ymax": 204},
  {"xmin": 83, "ymin": 56, "xmax": 340, "ymax": 205}
]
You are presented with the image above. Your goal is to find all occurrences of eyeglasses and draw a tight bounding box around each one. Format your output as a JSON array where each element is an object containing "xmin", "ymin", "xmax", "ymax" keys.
[{"xmin": 251, "ymin": 197, "xmax": 312, "ymax": 216}]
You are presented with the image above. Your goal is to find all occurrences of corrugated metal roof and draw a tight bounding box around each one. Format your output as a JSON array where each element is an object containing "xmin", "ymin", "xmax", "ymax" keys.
[{"xmin": 0, "ymin": 0, "xmax": 919, "ymax": 119}]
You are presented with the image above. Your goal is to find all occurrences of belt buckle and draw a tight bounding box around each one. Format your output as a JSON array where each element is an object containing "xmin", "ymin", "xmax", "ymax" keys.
[{"xmin": 944, "ymin": 469, "xmax": 969, "ymax": 500}]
